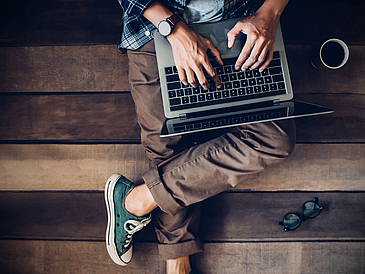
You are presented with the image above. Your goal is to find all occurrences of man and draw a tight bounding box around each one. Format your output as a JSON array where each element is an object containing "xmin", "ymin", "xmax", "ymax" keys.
[{"xmin": 105, "ymin": 0, "xmax": 294, "ymax": 273}]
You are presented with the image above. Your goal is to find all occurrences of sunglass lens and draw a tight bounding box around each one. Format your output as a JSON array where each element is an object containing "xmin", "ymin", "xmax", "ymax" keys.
[
  {"xmin": 303, "ymin": 202, "xmax": 321, "ymax": 218},
  {"xmin": 283, "ymin": 213, "xmax": 301, "ymax": 230}
]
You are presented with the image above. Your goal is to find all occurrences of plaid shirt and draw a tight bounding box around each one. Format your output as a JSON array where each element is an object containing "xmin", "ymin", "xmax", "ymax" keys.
[{"xmin": 117, "ymin": 0, "xmax": 265, "ymax": 53}]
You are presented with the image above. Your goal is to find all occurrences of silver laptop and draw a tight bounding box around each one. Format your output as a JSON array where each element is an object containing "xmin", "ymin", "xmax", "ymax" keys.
[{"xmin": 154, "ymin": 19, "xmax": 333, "ymax": 137}]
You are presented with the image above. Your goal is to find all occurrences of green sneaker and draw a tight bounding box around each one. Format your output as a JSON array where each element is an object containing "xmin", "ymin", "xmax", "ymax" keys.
[{"xmin": 105, "ymin": 174, "xmax": 152, "ymax": 265}]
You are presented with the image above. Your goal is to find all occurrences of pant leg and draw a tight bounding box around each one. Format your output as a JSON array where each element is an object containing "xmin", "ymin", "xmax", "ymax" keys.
[
  {"xmin": 127, "ymin": 41, "xmax": 204, "ymax": 260},
  {"xmin": 143, "ymin": 119, "xmax": 296, "ymax": 216}
]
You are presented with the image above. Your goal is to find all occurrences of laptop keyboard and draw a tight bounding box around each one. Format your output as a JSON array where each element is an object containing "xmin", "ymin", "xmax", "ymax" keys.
[{"xmin": 165, "ymin": 51, "xmax": 286, "ymax": 112}]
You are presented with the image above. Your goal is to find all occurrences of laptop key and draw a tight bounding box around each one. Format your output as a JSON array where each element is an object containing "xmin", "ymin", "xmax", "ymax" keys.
[
  {"xmin": 229, "ymin": 73, "xmax": 237, "ymax": 81},
  {"xmin": 166, "ymin": 74, "xmax": 180, "ymax": 82},
  {"xmin": 185, "ymin": 88, "xmax": 192, "ymax": 95},
  {"xmin": 177, "ymin": 89, "xmax": 184, "ymax": 97},
  {"xmin": 190, "ymin": 95, "xmax": 198, "ymax": 103},
  {"xmin": 278, "ymin": 82, "xmax": 285, "ymax": 90},
  {"xmin": 206, "ymin": 93, "xmax": 214, "ymax": 100},
  {"xmin": 238, "ymin": 88, "xmax": 245, "ymax": 95},
  {"xmin": 268, "ymin": 59, "xmax": 281, "ymax": 67},
  {"xmin": 262, "ymin": 84, "xmax": 269, "ymax": 92},
  {"xmin": 170, "ymin": 98, "xmax": 181, "ymax": 106},
  {"xmin": 182, "ymin": 97, "xmax": 189, "ymax": 104},
  {"xmin": 249, "ymin": 79, "xmax": 256, "ymax": 86},
  {"xmin": 233, "ymin": 81, "xmax": 240, "ymax": 88},
  {"xmin": 241, "ymin": 80, "xmax": 248, "ymax": 87},
  {"xmin": 269, "ymin": 67, "xmax": 282, "ymax": 75},
  {"xmin": 214, "ymin": 92, "xmax": 222, "ymax": 99},
  {"xmin": 224, "ymin": 66, "xmax": 232, "ymax": 74},
  {"xmin": 165, "ymin": 67, "xmax": 173, "ymax": 75},
  {"xmin": 264, "ymin": 76, "xmax": 272, "ymax": 84},
  {"xmin": 237, "ymin": 72, "xmax": 245, "ymax": 79},
  {"xmin": 272, "ymin": 74, "xmax": 284, "ymax": 82},
  {"xmin": 222, "ymin": 90, "xmax": 230, "ymax": 98},
  {"xmin": 198, "ymin": 94, "xmax": 206, "ymax": 101},
  {"xmin": 257, "ymin": 77, "xmax": 264, "ymax": 85},
  {"xmin": 216, "ymin": 67, "xmax": 224, "ymax": 75},
  {"xmin": 167, "ymin": 82, "xmax": 181, "ymax": 90},
  {"xmin": 169, "ymin": 90, "xmax": 176, "ymax": 98},
  {"xmin": 245, "ymin": 71, "xmax": 253, "ymax": 78},
  {"xmin": 230, "ymin": 89, "xmax": 238, "ymax": 96}
]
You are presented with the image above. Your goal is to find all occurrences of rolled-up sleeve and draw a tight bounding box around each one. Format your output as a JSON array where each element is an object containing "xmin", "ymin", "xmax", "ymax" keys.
[{"xmin": 118, "ymin": 0, "xmax": 154, "ymax": 16}]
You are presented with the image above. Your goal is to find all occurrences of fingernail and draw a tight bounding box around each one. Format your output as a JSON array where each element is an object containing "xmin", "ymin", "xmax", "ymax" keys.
[{"xmin": 228, "ymin": 40, "xmax": 233, "ymax": 48}]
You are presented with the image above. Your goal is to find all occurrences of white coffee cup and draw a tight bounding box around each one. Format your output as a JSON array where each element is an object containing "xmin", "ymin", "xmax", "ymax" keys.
[{"xmin": 311, "ymin": 38, "xmax": 349, "ymax": 69}]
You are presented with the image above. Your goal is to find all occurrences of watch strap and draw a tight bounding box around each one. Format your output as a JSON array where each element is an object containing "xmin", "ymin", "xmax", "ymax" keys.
[{"xmin": 166, "ymin": 14, "xmax": 181, "ymax": 26}]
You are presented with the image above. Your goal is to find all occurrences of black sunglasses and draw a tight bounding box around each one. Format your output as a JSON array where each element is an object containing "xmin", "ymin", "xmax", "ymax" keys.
[{"xmin": 279, "ymin": 197, "xmax": 323, "ymax": 232}]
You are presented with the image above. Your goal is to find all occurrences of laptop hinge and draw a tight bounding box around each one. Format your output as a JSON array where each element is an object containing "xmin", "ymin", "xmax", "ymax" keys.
[
  {"xmin": 179, "ymin": 113, "xmax": 187, "ymax": 120},
  {"xmin": 273, "ymin": 99, "xmax": 280, "ymax": 105}
]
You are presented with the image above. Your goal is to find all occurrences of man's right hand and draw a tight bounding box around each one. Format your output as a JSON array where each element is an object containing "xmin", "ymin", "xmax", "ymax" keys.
[
  {"xmin": 142, "ymin": 0, "xmax": 223, "ymax": 90},
  {"xmin": 167, "ymin": 22, "xmax": 223, "ymax": 90}
]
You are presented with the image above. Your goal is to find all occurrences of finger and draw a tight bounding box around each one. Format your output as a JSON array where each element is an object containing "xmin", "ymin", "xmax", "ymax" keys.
[
  {"xmin": 235, "ymin": 33, "xmax": 257, "ymax": 70},
  {"xmin": 205, "ymin": 42, "xmax": 222, "ymax": 88},
  {"xmin": 227, "ymin": 22, "xmax": 242, "ymax": 48},
  {"xmin": 203, "ymin": 61, "xmax": 221, "ymax": 88},
  {"xmin": 259, "ymin": 46, "xmax": 274, "ymax": 72},
  {"xmin": 185, "ymin": 67, "xmax": 198, "ymax": 88},
  {"xmin": 207, "ymin": 40, "xmax": 224, "ymax": 66},
  {"xmin": 177, "ymin": 66, "xmax": 188, "ymax": 86},
  {"xmin": 193, "ymin": 64, "xmax": 210, "ymax": 90},
  {"xmin": 249, "ymin": 45, "xmax": 269, "ymax": 70},
  {"xmin": 240, "ymin": 35, "xmax": 266, "ymax": 70}
]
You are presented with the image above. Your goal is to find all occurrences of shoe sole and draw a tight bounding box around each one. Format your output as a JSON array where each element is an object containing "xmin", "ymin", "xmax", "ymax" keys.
[{"xmin": 105, "ymin": 173, "xmax": 129, "ymax": 266}]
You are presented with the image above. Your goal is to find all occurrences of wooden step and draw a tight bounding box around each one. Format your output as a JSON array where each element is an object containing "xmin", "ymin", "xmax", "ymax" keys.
[
  {"xmin": 1, "ymin": 192, "xmax": 364, "ymax": 242},
  {"xmin": 1, "ymin": 0, "xmax": 364, "ymax": 46},
  {"xmin": 1, "ymin": 45, "xmax": 364, "ymax": 94},
  {"xmin": 1, "ymin": 93, "xmax": 364, "ymax": 143},
  {"xmin": 0, "ymin": 240, "xmax": 363, "ymax": 274},
  {"xmin": 0, "ymin": 144, "xmax": 363, "ymax": 191}
]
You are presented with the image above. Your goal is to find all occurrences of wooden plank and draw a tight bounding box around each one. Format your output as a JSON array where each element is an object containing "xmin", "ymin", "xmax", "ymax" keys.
[
  {"xmin": 0, "ymin": 94, "xmax": 140, "ymax": 142},
  {"xmin": 286, "ymin": 45, "xmax": 365, "ymax": 95},
  {"xmin": 1, "ymin": 0, "xmax": 364, "ymax": 47},
  {"xmin": 1, "ymin": 45, "xmax": 364, "ymax": 94},
  {"xmin": 0, "ymin": 93, "xmax": 364, "ymax": 143},
  {"xmin": 193, "ymin": 242, "xmax": 365, "ymax": 274},
  {"xmin": 1, "ymin": 192, "xmax": 364, "ymax": 242},
  {"xmin": 0, "ymin": 0, "xmax": 122, "ymax": 46},
  {"xmin": 0, "ymin": 240, "xmax": 363, "ymax": 274},
  {"xmin": 0, "ymin": 144, "xmax": 364, "ymax": 191},
  {"xmin": 0, "ymin": 241, "xmax": 162, "ymax": 274},
  {"xmin": 281, "ymin": 0, "xmax": 365, "ymax": 45},
  {"xmin": 0, "ymin": 45, "xmax": 130, "ymax": 92}
]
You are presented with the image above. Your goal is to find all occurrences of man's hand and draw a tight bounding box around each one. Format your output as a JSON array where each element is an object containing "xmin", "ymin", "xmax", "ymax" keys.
[
  {"xmin": 167, "ymin": 22, "xmax": 223, "ymax": 90},
  {"xmin": 227, "ymin": 0, "xmax": 288, "ymax": 72}
]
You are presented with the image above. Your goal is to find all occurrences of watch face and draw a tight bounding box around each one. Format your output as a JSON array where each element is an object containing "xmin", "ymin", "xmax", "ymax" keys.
[{"xmin": 158, "ymin": 20, "xmax": 172, "ymax": 36}]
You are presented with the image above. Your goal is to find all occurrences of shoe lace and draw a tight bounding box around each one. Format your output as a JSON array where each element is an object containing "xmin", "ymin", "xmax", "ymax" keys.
[{"xmin": 123, "ymin": 219, "xmax": 150, "ymax": 248}]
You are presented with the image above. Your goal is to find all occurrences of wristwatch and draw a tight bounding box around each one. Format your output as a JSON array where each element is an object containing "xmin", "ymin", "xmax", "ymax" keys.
[{"xmin": 158, "ymin": 14, "xmax": 181, "ymax": 37}]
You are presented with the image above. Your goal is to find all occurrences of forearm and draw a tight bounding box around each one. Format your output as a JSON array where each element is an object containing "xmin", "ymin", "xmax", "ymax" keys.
[
  {"xmin": 142, "ymin": 0, "xmax": 174, "ymax": 27},
  {"xmin": 256, "ymin": 0, "xmax": 289, "ymax": 20}
]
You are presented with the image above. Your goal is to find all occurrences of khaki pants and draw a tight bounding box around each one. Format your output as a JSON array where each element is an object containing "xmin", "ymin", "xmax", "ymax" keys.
[{"xmin": 127, "ymin": 40, "xmax": 296, "ymax": 260}]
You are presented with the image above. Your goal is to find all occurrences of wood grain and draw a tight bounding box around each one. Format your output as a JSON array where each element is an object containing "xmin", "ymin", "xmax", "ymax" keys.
[
  {"xmin": 0, "ymin": 144, "xmax": 363, "ymax": 191},
  {"xmin": 0, "ymin": 45, "xmax": 130, "ymax": 92},
  {"xmin": 0, "ymin": 240, "xmax": 363, "ymax": 274},
  {"xmin": 0, "ymin": 0, "xmax": 122, "ymax": 46},
  {"xmin": 1, "ymin": 192, "xmax": 364, "ymax": 242},
  {"xmin": 1, "ymin": 0, "xmax": 364, "ymax": 47},
  {"xmin": 0, "ymin": 93, "xmax": 364, "ymax": 143},
  {"xmin": 1, "ymin": 45, "xmax": 364, "ymax": 94},
  {"xmin": 0, "ymin": 94, "xmax": 140, "ymax": 142}
]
